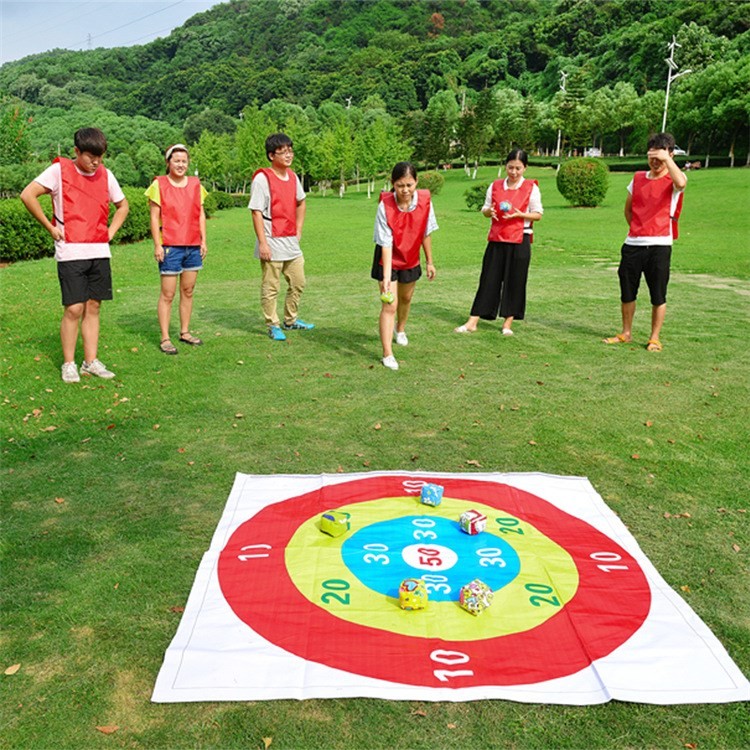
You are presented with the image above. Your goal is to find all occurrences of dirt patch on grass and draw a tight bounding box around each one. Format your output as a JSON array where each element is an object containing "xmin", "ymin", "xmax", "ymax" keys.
[
  {"xmin": 109, "ymin": 669, "xmax": 160, "ymax": 732},
  {"xmin": 674, "ymin": 273, "xmax": 750, "ymax": 296}
]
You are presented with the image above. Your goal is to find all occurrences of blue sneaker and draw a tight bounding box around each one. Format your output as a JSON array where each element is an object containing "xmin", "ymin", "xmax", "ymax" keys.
[
  {"xmin": 283, "ymin": 319, "xmax": 315, "ymax": 330},
  {"xmin": 268, "ymin": 325, "xmax": 287, "ymax": 341}
]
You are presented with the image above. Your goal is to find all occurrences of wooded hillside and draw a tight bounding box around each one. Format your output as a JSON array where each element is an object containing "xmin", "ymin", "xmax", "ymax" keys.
[{"xmin": 1, "ymin": 0, "xmax": 748, "ymax": 194}]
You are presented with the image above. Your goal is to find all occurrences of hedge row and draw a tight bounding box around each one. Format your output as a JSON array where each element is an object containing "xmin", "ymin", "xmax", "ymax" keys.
[{"xmin": 0, "ymin": 185, "xmax": 230, "ymax": 262}]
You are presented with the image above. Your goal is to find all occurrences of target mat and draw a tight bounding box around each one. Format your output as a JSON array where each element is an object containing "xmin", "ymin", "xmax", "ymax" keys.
[{"xmin": 152, "ymin": 471, "xmax": 749, "ymax": 704}]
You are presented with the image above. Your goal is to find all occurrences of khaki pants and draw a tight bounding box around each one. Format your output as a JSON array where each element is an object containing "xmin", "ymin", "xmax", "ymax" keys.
[{"xmin": 260, "ymin": 256, "xmax": 306, "ymax": 327}]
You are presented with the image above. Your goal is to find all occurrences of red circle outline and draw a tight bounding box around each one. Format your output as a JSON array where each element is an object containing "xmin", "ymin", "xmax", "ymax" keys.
[{"xmin": 218, "ymin": 476, "xmax": 651, "ymax": 687}]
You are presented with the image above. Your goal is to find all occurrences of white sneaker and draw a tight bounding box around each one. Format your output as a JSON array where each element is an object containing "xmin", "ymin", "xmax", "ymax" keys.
[
  {"xmin": 395, "ymin": 331, "xmax": 408, "ymax": 346},
  {"xmin": 61, "ymin": 361, "xmax": 80, "ymax": 383},
  {"xmin": 81, "ymin": 358, "xmax": 116, "ymax": 379},
  {"xmin": 502, "ymin": 328, "xmax": 514, "ymax": 336},
  {"xmin": 382, "ymin": 355, "xmax": 399, "ymax": 371}
]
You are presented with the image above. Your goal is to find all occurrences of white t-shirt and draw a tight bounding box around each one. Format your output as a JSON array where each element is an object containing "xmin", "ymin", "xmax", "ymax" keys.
[
  {"xmin": 373, "ymin": 191, "xmax": 439, "ymax": 247},
  {"xmin": 624, "ymin": 174, "xmax": 686, "ymax": 246},
  {"xmin": 482, "ymin": 177, "xmax": 543, "ymax": 234},
  {"xmin": 248, "ymin": 171, "xmax": 306, "ymax": 261},
  {"xmin": 34, "ymin": 162, "xmax": 125, "ymax": 262}
]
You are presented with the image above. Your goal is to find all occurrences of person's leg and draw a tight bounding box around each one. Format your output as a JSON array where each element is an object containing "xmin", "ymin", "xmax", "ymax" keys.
[
  {"xmin": 80, "ymin": 299, "xmax": 101, "ymax": 363},
  {"xmin": 644, "ymin": 245, "xmax": 670, "ymax": 349},
  {"xmin": 395, "ymin": 281, "xmax": 416, "ymax": 334},
  {"xmin": 60, "ymin": 303, "xmax": 84, "ymax": 363},
  {"xmin": 158, "ymin": 275, "xmax": 178, "ymax": 342},
  {"xmin": 462, "ymin": 243, "xmax": 506, "ymax": 329},
  {"xmin": 605, "ymin": 245, "xmax": 640, "ymax": 343},
  {"xmin": 649, "ymin": 303, "xmax": 666, "ymax": 348},
  {"xmin": 178, "ymin": 271, "xmax": 199, "ymax": 336},
  {"xmin": 282, "ymin": 257, "xmax": 306, "ymax": 326},
  {"xmin": 621, "ymin": 300, "xmax": 636, "ymax": 339},
  {"xmin": 456, "ymin": 314, "xmax": 481, "ymax": 333},
  {"xmin": 260, "ymin": 260, "xmax": 283, "ymax": 327},
  {"xmin": 379, "ymin": 280, "xmax": 398, "ymax": 358},
  {"xmin": 500, "ymin": 237, "xmax": 531, "ymax": 334}
]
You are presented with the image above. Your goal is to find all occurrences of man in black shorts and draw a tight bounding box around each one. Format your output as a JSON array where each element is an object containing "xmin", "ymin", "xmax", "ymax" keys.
[
  {"xmin": 21, "ymin": 128, "xmax": 129, "ymax": 382},
  {"xmin": 604, "ymin": 133, "xmax": 686, "ymax": 352}
]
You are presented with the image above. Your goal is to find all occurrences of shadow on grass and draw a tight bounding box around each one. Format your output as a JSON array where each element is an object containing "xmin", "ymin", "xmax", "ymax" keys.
[{"xmin": 306, "ymin": 324, "xmax": 373, "ymax": 361}]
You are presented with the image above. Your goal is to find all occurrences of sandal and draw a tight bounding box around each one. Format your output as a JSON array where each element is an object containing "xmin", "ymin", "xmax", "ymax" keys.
[
  {"xmin": 454, "ymin": 325, "xmax": 475, "ymax": 334},
  {"xmin": 603, "ymin": 333, "xmax": 631, "ymax": 344},
  {"xmin": 160, "ymin": 338, "xmax": 178, "ymax": 355},
  {"xmin": 646, "ymin": 339, "xmax": 663, "ymax": 352},
  {"xmin": 179, "ymin": 332, "xmax": 203, "ymax": 346}
]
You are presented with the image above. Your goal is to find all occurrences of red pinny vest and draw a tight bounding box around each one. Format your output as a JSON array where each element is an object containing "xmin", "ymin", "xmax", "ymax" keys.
[
  {"xmin": 629, "ymin": 172, "xmax": 684, "ymax": 240},
  {"xmin": 380, "ymin": 190, "xmax": 431, "ymax": 270},
  {"xmin": 155, "ymin": 175, "xmax": 202, "ymax": 246},
  {"xmin": 487, "ymin": 178, "xmax": 536, "ymax": 244},
  {"xmin": 253, "ymin": 168, "xmax": 298, "ymax": 237},
  {"xmin": 53, "ymin": 157, "xmax": 109, "ymax": 243}
]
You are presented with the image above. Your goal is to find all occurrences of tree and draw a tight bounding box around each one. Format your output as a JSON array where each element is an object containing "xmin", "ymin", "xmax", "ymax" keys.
[
  {"xmin": 356, "ymin": 112, "xmax": 408, "ymax": 198},
  {"xmin": 191, "ymin": 131, "xmax": 235, "ymax": 191},
  {"xmin": 135, "ymin": 142, "xmax": 165, "ymax": 187},
  {"xmin": 236, "ymin": 106, "xmax": 275, "ymax": 189},
  {"xmin": 610, "ymin": 82, "xmax": 640, "ymax": 156},
  {"xmin": 108, "ymin": 153, "xmax": 139, "ymax": 187},
  {"xmin": 585, "ymin": 86, "xmax": 627, "ymax": 154},
  {"xmin": 456, "ymin": 88, "xmax": 497, "ymax": 178},
  {"xmin": 0, "ymin": 105, "xmax": 33, "ymax": 165},
  {"xmin": 183, "ymin": 108, "xmax": 238, "ymax": 145},
  {"xmin": 490, "ymin": 87, "xmax": 525, "ymax": 159},
  {"xmin": 707, "ymin": 57, "xmax": 750, "ymax": 166},
  {"xmin": 421, "ymin": 90, "xmax": 459, "ymax": 169}
]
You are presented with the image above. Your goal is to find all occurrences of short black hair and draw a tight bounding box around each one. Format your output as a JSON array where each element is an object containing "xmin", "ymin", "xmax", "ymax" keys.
[
  {"xmin": 648, "ymin": 132, "xmax": 676, "ymax": 152},
  {"xmin": 74, "ymin": 127, "xmax": 108, "ymax": 156},
  {"xmin": 265, "ymin": 133, "xmax": 293, "ymax": 161}
]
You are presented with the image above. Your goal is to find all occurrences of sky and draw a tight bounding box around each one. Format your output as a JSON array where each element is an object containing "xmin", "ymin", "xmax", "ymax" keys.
[{"xmin": 0, "ymin": 0, "xmax": 226, "ymax": 65}]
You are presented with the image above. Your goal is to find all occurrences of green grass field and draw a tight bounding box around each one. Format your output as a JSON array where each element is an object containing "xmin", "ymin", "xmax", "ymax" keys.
[{"xmin": 1, "ymin": 166, "xmax": 749, "ymax": 750}]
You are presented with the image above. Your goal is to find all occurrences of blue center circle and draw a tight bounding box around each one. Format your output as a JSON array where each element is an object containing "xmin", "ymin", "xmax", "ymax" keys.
[{"xmin": 341, "ymin": 516, "xmax": 521, "ymax": 601}]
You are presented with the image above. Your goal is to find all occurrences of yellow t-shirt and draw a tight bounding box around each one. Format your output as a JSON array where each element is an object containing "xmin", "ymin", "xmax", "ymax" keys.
[{"xmin": 144, "ymin": 179, "xmax": 209, "ymax": 205}]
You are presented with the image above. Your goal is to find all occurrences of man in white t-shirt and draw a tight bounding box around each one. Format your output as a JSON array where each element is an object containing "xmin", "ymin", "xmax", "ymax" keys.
[
  {"xmin": 21, "ymin": 128, "xmax": 129, "ymax": 382},
  {"xmin": 249, "ymin": 133, "xmax": 313, "ymax": 342},
  {"xmin": 603, "ymin": 132, "xmax": 686, "ymax": 352}
]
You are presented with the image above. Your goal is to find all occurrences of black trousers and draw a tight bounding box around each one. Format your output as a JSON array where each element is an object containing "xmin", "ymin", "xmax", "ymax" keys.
[{"xmin": 470, "ymin": 237, "xmax": 531, "ymax": 321}]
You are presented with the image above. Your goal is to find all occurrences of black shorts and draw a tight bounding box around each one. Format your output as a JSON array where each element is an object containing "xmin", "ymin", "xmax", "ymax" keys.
[
  {"xmin": 57, "ymin": 258, "xmax": 113, "ymax": 306},
  {"xmin": 370, "ymin": 245, "xmax": 422, "ymax": 284},
  {"xmin": 618, "ymin": 244, "xmax": 671, "ymax": 306}
]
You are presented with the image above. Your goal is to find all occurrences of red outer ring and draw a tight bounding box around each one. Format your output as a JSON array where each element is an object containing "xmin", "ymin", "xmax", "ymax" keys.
[{"xmin": 218, "ymin": 476, "xmax": 651, "ymax": 687}]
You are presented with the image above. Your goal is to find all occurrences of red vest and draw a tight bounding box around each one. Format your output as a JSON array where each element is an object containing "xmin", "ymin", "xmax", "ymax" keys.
[
  {"xmin": 380, "ymin": 190, "xmax": 431, "ymax": 270},
  {"xmin": 53, "ymin": 157, "xmax": 109, "ymax": 243},
  {"xmin": 487, "ymin": 179, "xmax": 536, "ymax": 244},
  {"xmin": 629, "ymin": 172, "xmax": 683, "ymax": 239},
  {"xmin": 253, "ymin": 168, "xmax": 298, "ymax": 237},
  {"xmin": 156, "ymin": 175, "xmax": 202, "ymax": 246}
]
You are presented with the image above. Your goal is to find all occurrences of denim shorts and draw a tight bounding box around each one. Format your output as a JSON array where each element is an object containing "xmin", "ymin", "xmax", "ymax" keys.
[{"xmin": 159, "ymin": 246, "xmax": 203, "ymax": 276}]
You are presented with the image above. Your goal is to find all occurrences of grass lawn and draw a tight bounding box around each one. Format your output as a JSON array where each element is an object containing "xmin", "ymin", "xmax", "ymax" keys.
[{"xmin": 1, "ymin": 165, "xmax": 748, "ymax": 749}]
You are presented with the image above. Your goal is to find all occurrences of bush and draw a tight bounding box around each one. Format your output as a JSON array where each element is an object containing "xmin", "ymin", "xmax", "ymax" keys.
[
  {"xmin": 1, "ymin": 185, "xmax": 166, "ymax": 262},
  {"xmin": 202, "ymin": 191, "xmax": 218, "ymax": 217},
  {"xmin": 464, "ymin": 182, "xmax": 490, "ymax": 211},
  {"xmin": 0, "ymin": 196, "xmax": 54, "ymax": 262},
  {"xmin": 112, "ymin": 185, "xmax": 151, "ymax": 244},
  {"xmin": 419, "ymin": 171, "xmax": 445, "ymax": 195},
  {"xmin": 209, "ymin": 191, "xmax": 236, "ymax": 210},
  {"xmin": 556, "ymin": 158, "xmax": 610, "ymax": 207}
]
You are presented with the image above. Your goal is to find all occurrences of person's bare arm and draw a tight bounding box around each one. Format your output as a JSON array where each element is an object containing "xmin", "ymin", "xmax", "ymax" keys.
[{"xmin": 20, "ymin": 182, "xmax": 62, "ymax": 241}]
